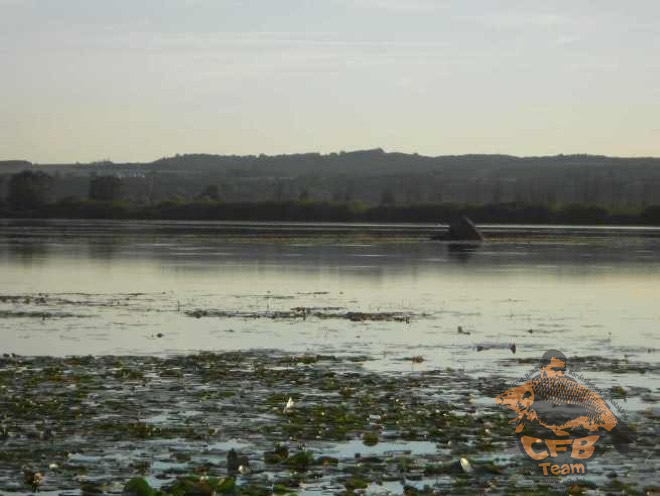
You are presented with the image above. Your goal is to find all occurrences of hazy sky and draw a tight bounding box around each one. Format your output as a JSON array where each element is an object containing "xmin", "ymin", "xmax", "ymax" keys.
[{"xmin": 1, "ymin": 0, "xmax": 659, "ymax": 163}]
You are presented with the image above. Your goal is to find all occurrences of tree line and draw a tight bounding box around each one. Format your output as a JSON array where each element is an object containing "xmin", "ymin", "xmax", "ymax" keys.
[
  {"xmin": 1, "ymin": 170, "xmax": 660, "ymax": 225},
  {"xmin": 4, "ymin": 150, "xmax": 660, "ymax": 208}
]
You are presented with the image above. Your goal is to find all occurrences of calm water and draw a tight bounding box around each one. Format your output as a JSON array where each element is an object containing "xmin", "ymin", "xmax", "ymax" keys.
[{"xmin": 1, "ymin": 219, "xmax": 659, "ymax": 404}]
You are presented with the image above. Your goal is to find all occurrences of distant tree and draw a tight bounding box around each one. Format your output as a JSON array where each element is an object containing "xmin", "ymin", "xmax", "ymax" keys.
[
  {"xmin": 641, "ymin": 205, "xmax": 660, "ymax": 225},
  {"xmin": 557, "ymin": 204, "xmax": 607, "ymax": 224},
  {"xmin": 57, "ymin": 196, "xmax": 82, "ymax": 206},
  {"xmin": 274, "ymin": 180, "xmax": 285, "ymax": 201},
  {"xmin": 298, "ymin": 189, "xmax": 311, "ymax": 202},
  {"xmin": 198, "ymin": 184, "xmax": 221, "ymax": 201},
  {"xmin": 348, "ymin": 200, "xmax": 367, "ymax": 215},
  {"xmin": 342, "ymin": 184, "xmax": 355, "ymax": 203},
  {"xmin": 491, "ymin": 181, "xmax": 501, "ymax": 204},
  {"xmin": 8, "ymin": 170, "xmax": 54, "ymax": 209},
  {"xmin": 380, "ymin": 188, "xmax": 396, "ymax": 205},
  {"xmin": 89, "ymin": 175, "xmax": 123, "ymax": 202}
]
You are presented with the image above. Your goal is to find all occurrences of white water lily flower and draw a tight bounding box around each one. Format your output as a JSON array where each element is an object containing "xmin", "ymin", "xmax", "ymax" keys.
[
  {"xmin": 460, "ymin": 457, "xmax": 473, "ymax": 473},
  {"xmin": 284, "ymin": 397, "xmax": 295, "ymax": 413}
]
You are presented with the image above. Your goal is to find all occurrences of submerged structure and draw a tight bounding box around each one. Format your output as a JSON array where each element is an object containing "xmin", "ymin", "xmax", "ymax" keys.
[{"xmin": 432, "ymin": 216, "xmax": 484, "ymax": 242}]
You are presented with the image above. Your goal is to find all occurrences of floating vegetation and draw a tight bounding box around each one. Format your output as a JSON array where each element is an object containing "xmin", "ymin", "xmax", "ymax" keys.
[
  {"xmin": 504, "ymin": 355, "xmax": 660, "ymax": 375},
  {"xmin": 185, "ymin": 307, "xmax": 418, "ymax": 322},
  {"xmin": 402, "ymin": 356, "xmax": 425, "ymax": 364},
  {"xmin": 0, "ymin": 292, "xmax": 163, "ymax": 309},
  {"xmin": 362, "ymin": 431, "xmax": 380, "ymax": 446},
  {"xmin": 0, "ymin": 310, "xmax": 88, "ymax": 319},
  {"xmin": 0, "ymin": 351, "xmax": 655, "ymax": 494},
  {"xmin": 610, "ymin": 385, "xmax": 627, "ymax": 399}
]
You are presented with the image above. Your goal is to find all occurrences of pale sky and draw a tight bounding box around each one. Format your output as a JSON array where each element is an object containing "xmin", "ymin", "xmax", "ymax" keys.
[{"xmin": 1, "ymin": 0, "xmax": 659, "ymax": 163}]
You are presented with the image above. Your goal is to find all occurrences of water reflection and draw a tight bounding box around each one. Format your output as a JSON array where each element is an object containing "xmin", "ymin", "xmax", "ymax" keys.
[
  {"xmin": 87, "ymin": 235, "xmax": 124, "ymax": 261},
  {"xmin": 446, "ymin": 242, "xmax": 481, "ymax": 263},
  {"xmin": 4, "ymin": 239, "xmax": 49, "ymax": 266}
]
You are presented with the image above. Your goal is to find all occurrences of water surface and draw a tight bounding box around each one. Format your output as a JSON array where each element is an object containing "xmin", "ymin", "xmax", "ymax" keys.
[
  {"xmin": 1, "ymin": 219, "xmax": 659, "ymax": 493},
  {"xmin": 1, "ymin": 220, "xmax": 658, "ymax": 381}
]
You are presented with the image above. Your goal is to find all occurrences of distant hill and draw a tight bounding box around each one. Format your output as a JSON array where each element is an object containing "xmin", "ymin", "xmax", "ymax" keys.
[
  {"xmin": 2, "ymin": 150, "xmax": 660, "ymax": 207},
  {"xmin": 0, "ymin": 160, "xmax": 32, "ymax": 171}
]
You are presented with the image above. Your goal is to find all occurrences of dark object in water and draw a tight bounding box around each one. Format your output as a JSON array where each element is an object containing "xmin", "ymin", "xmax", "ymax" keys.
[
  {"xmin": 609, "ymin": 421, "xmax": 635, "ymax": 454},
  {"xmin": 475, "ymin": 342, "xmax": 512, "ymax": 352},
  {"xmin": 227, "ymin": 448, "xmax": 249, "ymax": 474},
  {"xmin": 431, "ymin": 216, "xmax": 484, "ymax": 242}
]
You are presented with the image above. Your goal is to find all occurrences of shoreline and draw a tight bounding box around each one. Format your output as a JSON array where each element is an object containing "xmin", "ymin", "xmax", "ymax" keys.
[
  {"xmin": 2, "ymin": 217, "xmax": 660, "ymax": 239},
  {"xmin": 1, "ymin": 200, "xmax": 659, "ymax": 227}
]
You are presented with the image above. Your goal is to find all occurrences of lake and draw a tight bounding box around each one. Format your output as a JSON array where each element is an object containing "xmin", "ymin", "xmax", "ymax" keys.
[{"xmin": 0, "ymin": 219, "xmax": 658, "ymax": 493}]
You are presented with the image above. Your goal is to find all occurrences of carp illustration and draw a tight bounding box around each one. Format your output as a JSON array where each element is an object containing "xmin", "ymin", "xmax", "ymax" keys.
[{"xmin": 496, "ymin": 350, "xmax": 618, "ymax": 437}]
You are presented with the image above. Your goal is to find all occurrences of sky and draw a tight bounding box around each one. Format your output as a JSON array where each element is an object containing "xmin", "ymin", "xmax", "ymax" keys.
[{"xmin": 1, "ymin": 0, "xmax": 659, "ymax": 163}]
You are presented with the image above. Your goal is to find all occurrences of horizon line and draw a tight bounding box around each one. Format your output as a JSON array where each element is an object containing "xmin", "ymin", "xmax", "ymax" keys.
[{"xmin": 4, "ymin": 148, "xmax": 660, "ymax": 166}]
